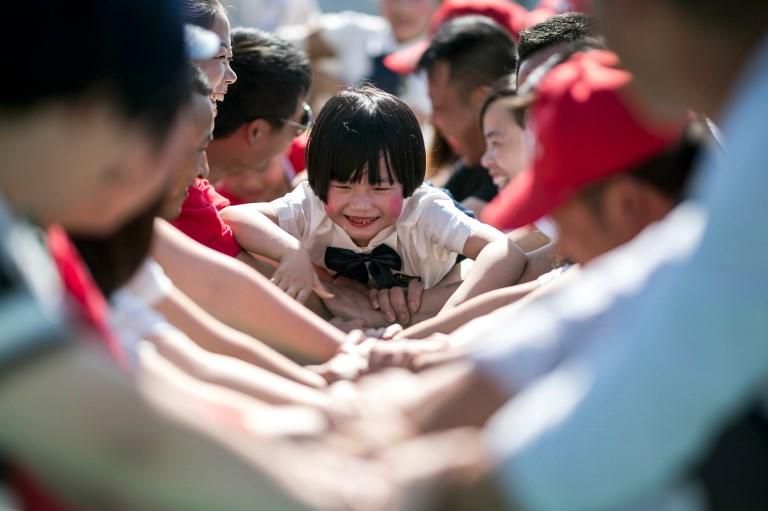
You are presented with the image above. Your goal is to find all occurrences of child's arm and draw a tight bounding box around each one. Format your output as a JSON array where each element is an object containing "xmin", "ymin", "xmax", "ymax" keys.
[
  {"xmin": 152, "ymin": 219, "xmax": 343, "ymax": 361},
  {"xmin": 443, "ymin": 224, "xmax": 528, "ymax": 310},
  {"xmin": 219, "ymin": 203, "xmax": 331, "ymax": 304}
]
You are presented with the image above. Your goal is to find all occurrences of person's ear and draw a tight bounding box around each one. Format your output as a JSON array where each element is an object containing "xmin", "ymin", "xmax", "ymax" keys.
[
  {"xmin": 245, "ymin": 118, "xmax": 271, "ymax": 146},
  {"xmin": 601, "ymin": 177, "xmax": 646, "ymax": 242},
  {"xmin": 470, "ymin": 85, "xmax": 492, "ymax": 108}
]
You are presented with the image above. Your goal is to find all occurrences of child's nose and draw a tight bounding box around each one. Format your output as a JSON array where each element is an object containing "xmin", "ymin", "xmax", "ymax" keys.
[{"xmin": 349, "ymin": 189, "xmax": 373, "ymax": 209}]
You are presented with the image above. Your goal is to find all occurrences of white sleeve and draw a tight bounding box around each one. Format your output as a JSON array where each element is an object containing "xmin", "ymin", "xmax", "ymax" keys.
[
  {"xmin": 482, "ymin": 55, "xmax": 768, "ymax": 511},
  {"xmin": 415, "ymin": 188, "xmax": 476, "ymax": 255},
  {"xmin": 269, "ymin": 183, "xmax": 313, "ymax": 241},
  {"xmin": 124, "ymin": 259, "xmax": 172, "ymax": 307},
  {"xmin": 110, "ymin": 288, "xmax": 174, "ymax": 371}
]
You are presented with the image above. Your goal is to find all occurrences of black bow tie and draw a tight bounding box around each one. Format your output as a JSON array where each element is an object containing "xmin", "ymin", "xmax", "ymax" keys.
[{"xmin": 325, "ymin": 244, "xmax": 407, "ymax": 289}]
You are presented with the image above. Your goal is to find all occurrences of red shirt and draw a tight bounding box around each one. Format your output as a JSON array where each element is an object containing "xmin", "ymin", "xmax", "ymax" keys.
[
  {"xmin": 9, "ymin": 226, "xmax": 128, "ymax": 511},
  {"xmin": 171, "ymin": 178, "xmax": 242, "ymax": 257}
]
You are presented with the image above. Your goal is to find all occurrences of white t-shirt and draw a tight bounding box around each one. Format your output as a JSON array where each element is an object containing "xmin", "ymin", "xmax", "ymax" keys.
[{"xmin": 270, "ymin": 182, "xmax": 477, "ymax": 289}]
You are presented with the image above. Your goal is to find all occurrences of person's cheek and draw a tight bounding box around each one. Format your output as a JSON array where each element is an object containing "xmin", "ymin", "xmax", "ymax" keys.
[{"xmin": 386, "ymin": 194, "xmax": 404, "ymax": 219}]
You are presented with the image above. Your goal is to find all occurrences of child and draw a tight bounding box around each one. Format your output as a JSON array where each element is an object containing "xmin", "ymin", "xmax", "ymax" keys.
[{"xmin": 221, "ymin": 86, "xmax": 527, "ymax": 311}]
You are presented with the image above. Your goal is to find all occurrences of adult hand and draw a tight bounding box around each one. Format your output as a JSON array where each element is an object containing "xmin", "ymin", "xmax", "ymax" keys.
[{"xmin": 368, "ymin": 280, "xmax": 424, "ymax": 325}]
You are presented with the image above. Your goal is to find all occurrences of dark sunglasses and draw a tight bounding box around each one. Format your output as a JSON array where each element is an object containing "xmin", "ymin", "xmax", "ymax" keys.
[{"xmin": 282, "ymin": 102, "xmax": 313, "ymax": 136}]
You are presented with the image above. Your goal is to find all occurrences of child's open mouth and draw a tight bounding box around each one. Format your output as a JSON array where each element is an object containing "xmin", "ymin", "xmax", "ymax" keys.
[{"xmin": 345, "ymin": 215, "xmax": 379, "ymax": 228}]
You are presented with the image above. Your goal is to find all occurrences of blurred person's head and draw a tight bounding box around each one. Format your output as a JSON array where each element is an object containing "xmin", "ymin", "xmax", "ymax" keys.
[
  {"xmin": 490, "ymin": 51, "xmax": 695, "ymax": 264},
  {"xmin": 418, "ymin": 16, "xmax": 517, "ymax": 165},
  {"xmin": 161, "ymin": 68, "xmax": 215, "ymax": 220},
  {"xmin": 208, "ymin": 28, "xmax": 311, "ymax": 182},
  {"xmin": 0, "ymin": 0, "xmax": 190, "ymax": 234},
  {"xmin": 480, "ymin": 75, "xmax": 532, "ymax": 187},
  {"xmin": 591, "ymin": 0, "xmax": 768, "ymax": 119},
  {"xmin": 384, "ymin": 0, "xmax": 528, "ymax": 75},
  {"xmin": 183, "ymin": 0, "xmax": 237, "ymax": 111},
  {"xmin": 217, "ymin": 155, "xmax": 292, "ymax": 204},
  {"xmin": 380, "ymin": 0, "xmax": 442, "ymax": 44},
  {"xmin": 516, "ymin": 12, "xmax": 603, "ymax": 88},
  {"xmin": 307, "ymin": 86, "xmax": 425, "ymax": 247}
]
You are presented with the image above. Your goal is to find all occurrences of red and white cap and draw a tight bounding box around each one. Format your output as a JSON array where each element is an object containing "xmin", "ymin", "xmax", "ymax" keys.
[{"xmin": 481, "ymin": 50, "xmax": 684, "ymax": 230}]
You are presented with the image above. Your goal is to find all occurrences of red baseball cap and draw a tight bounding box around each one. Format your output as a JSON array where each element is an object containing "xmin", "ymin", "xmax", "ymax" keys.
[
  {"xmin": 481, "ymin": 50, "xmax": 683, "ymax": 230},
  {"xmin": 384, "ymin": 0, "xmax": 529, "ymax": 75}
]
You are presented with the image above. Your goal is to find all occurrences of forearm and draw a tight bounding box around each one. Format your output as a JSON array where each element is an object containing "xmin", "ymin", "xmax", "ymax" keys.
[
  {"xmin": 153, "ymin": 219, "xmax": 344, "ymax": 360},
  {"xmin": 444, "ymin": 237, "xmax": 527, "ymax": 310},
  {"xmin": 220, "ymin": 204, "xmax": 298, "ymax": 262},
  {"xmin": 0, "ymin": 343, "xmax": 304, "ymax": 511},
  {"xmin": 147, "ymin": 327, "xmax": 332, "ymax": 410},
  {"xmin": 156, "ymin": 287, "xmax": 326, "ymax": 388},
  {"xmin": 399, "ymin": 282, "xmax": 539, "ymax": 339}
]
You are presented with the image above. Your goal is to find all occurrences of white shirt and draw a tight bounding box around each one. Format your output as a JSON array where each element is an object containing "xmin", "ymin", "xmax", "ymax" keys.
[
  {"xmin": 110, "ymin": 259, "xmax": 175, "ymax": 370},
  {"xmin": 270, "ymin": 182, "xmax": 476, "ymax": 289},
  {"xmin": 480, "ymin": 36, "xmax": 768, "ymax": 511}
]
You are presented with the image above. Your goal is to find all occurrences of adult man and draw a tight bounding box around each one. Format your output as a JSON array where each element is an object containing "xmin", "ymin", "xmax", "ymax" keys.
[
  {"xmin": 417, "ymin": 16, "xmax": 517, "ymax": 216},
  {"xmin": 395, "ymin": 0, "xmax": 768, "ymax": 509},
  {"xmin": 207, "ymin": 28, "xmax": 312, "ymax": 186}
]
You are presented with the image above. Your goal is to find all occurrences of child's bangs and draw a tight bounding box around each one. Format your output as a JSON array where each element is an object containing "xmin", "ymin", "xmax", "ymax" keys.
[{"xmin": 326, "ymin": 110, "xmax": 397, "ymax": 187}]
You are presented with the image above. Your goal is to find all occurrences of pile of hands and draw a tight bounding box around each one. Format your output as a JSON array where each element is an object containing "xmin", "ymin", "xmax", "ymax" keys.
[{"xmin": 268, "ymin": 243, "xmax": 426, "ymax": 327}]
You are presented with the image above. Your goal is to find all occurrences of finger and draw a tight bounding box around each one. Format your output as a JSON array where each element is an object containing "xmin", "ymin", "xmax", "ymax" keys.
[
  {"xmin": 389, "ymin": 287, "xmax": 410, "ymax": 325},
  {"xmin": 296, "ymin": 287, "xmax": 312, "ymax": 304},
  {"xmin": 345, "ymin": 329, "xmax": 368, "ymax": 346},
  {"xmin": 382, "ymin": 323, "xmax": 404, "ymax": 340},
  {"xmin": 407, "ymin": 280, "xmax": 424, "ymax": 314},
  {"xmin": 313, "ymin": 279, "xmax": 335, "ymax": 299},
  {"xmin": 378, "ymin": 289, "xmax": 396, "ymax": 324},
  {"xmin": 285, "ymin": 285, "xmax": 301, "ymax": 300},
  {"xmin": 368, "ymin": 288, "xmax": 380, "ymax": 310}
]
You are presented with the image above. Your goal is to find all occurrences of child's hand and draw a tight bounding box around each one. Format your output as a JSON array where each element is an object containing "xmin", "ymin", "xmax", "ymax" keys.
[
  {"xmin": 368, "ymin": 280, "xmax": 424, "ymax": 325},
  {"xmin": 272, "ymin": 246, "xmax": 333, "ymax": 303}
]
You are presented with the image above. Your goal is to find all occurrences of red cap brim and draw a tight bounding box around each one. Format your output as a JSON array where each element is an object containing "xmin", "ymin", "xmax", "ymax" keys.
[
  {"xmin": 383, "ymin": 39, "xmax": 430, "ymax": 75},
  {"xmin": 481, "ymin": 168, "xmax": 570, "ymax": 231}
]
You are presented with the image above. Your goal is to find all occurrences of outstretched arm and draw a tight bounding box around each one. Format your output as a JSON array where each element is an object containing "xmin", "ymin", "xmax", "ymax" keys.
[
  {"xmin": 155, "ymin": 284, "xmax": 327, "ymax": 388},
  {"xmin": 152, "ymin": 219, "xmax": 344, "ymax": 361},
  {"xmin": 443, "ymin": 224, "xmax": 528, "ymax": 309}
]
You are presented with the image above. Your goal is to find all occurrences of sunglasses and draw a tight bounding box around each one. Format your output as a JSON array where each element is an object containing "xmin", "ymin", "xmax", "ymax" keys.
[{"xmin": 281, "ymin": 102, "xmax": 313, "ymax": 136}]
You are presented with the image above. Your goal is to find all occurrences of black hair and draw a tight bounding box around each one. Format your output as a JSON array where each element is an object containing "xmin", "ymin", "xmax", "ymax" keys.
[
  {"xmin": 580, "ymin": 124, "xmax": 704, "ymax": 217},
  {"xmin": 417, "ymin": 16, "xmax": 517, "ymax": 97},
  {"xmin": 3, "ymin": 0, "xmax": 190, "ymax": 148},
  {"xmin": 71, "ymin": 198, "xmax": 163, "ymax": 299},
  {"xmin": 479, "ymin": 74, "xmax": 534, "ymax": 130},
  {"xmin": 517, "ymin": 13, "xmax": 600, "ymax": 64},
  {"xmin": 213, "ymin": 28, "xmax": 312, "ymax": 138},
  {"xmin": 182, "ymin": 0, "xmax": 223, "ymax": 29},
  {"xmin": 307, "ymin": 86, "xmax": 426, "ymax": 202}
]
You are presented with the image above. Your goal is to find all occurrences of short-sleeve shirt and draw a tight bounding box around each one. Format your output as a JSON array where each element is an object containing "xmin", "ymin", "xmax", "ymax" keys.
[
  {"xmin": 270, "ymin": 182, "xmax": 477, "ymax": 289},
  {"xmin": 171, "ymin": 178, "xmax": 242, "ymax": 257}
]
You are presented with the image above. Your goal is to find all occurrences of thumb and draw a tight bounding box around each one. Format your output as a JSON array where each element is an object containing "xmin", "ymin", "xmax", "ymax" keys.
[{"xmin": 313, "ymin": 278, "xmax": 335, "ymax": 299}]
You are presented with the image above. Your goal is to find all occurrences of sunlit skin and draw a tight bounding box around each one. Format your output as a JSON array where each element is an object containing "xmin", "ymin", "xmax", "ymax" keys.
[
  {"xmin": 323, "ymin": 162, "xmax": 405, "ymax": 247},
  {"xmin": 428, "ymin": 61, "xmax": 487, "ymax": 165},
  {"xmin": 196, "ymin": 9, "xmax": 237, "ymax": 115},
  {"xmin": 481, "ymin": 100, "xmax": 529, "ymax": 187},
  {"xmin": 161, "ymin": 93, "xmax": 215, "ymax": 220},
  {"xmin": 207, "ymin": 95, "xmax": 308, "ymax": 183},
  {"xmin": 217, "ymin": 155, "xmax": 291, "ymax": 203},
  {"xmin": 379, "ymin": 0, "xmax": 439, "ymax": 43}
]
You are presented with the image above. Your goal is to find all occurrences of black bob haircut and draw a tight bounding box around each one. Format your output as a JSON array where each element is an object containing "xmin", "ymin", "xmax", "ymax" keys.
[
  {"xmin": 214, "ymin": 28, "xmax": 311, "ymax": 138},
  {"xmin": 4, "ymin": 0, "xmax": 190, "ymax": 148},
  {"xmin": 417, "ymin": 16, "xmax": 517, "ymax": 96},
  {"xmin": 307, "ymin": 86, "xmax": 426, "ymax": 203}
]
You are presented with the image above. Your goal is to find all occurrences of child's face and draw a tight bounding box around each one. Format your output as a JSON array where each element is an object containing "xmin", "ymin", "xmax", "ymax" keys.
[{"xmin": 324, "ymin": 161, "xmax": 404, "ymax": 247}]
